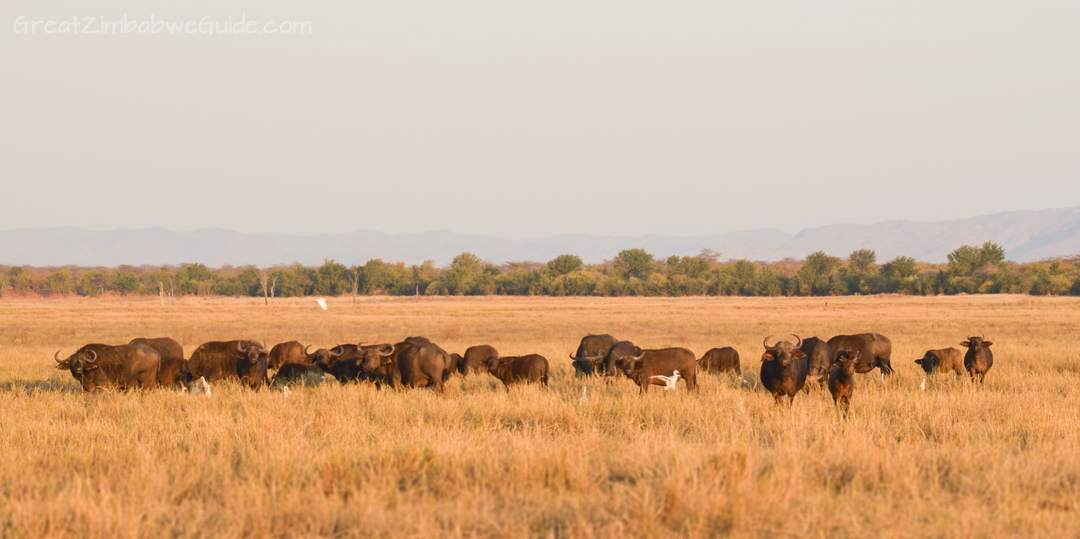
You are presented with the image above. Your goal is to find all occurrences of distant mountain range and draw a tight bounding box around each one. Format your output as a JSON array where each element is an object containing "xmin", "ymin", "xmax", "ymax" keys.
[{"xmin": 2, "ymin": 206, "xmax": 1079, "ymax": 267}]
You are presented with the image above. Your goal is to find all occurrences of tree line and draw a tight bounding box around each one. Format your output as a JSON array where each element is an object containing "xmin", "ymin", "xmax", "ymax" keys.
[{"xmin": 2, "ymin": 242, "xmax": 1079, "ymax": 299}]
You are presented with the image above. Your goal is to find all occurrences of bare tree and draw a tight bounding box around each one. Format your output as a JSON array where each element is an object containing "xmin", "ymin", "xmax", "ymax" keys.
[
  {"xmin": 258, "ymin": 269, "xmax": 276, "ymax": 305},
  {"xmin": 349, "ymin": 265, "xmax": 361, "ymax": 304}
]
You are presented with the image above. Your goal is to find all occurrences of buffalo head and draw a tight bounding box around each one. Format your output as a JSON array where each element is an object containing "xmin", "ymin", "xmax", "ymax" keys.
[
  {"xmin": 305, "ymin": 344, "xmax": 344, "ymax": 367},
  {"xmin": 761, "ymin": 335, "xmax": 805, "ymax": 368},
  {"xmin": 834, "ymin": 350, "xmax": 860, "ymax": 375},
  {"xmin": 605, "ymin": 341, "xmax": 646, "ymax": 376},
  {"xmin": 960, "ymin": 335, "xmax": 993, "ymax": 350},
  {"xmin": 358, "ymin": 343, "xmax": 394, "ymax": 371}
]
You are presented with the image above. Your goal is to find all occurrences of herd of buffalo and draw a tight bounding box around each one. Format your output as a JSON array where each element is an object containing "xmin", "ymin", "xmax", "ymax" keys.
[{"xmin": 52, "ymin": 332, "xmax": 996, "ymax": 410}]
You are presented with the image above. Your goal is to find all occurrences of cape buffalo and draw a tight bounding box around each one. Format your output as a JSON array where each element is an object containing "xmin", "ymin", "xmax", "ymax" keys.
[
  {"xmin": 698, "ymin": 347, "xmax": 741, "ymax": 376},
  {"xmin": 827, "ymin": 333, "xmax": 894, "ymax": 378},
  {"xmin": 55, "ymin": 343, "xmax": 161, "ymax": 392},
  {"xmin": 188, "ymin": 340, "xmax": 268, "ymax": 388},
  {"xmin": 606, "ymin": 341, "xmax": 698, "ymax": 394},
  {"xmin": 485, "ymin": 354, "xmax": 549, "ymax": 390},
  {"xmin": 828, "ymin": 350, "xmax": 860, "ymax": 415},
  {"xmin": 363, "ymin": 337, "xmax": 433, "ymax": 383},
  {"xmin": 394, "ymin": 342, "xmax": 452, "ymax": 393},
  {"xmin": 800, "ymin": 337, "xmax": 833, "ymax": 388},
  {"xmin": 570, "ymin": 334, "xmax": 620, "ymax": 377},
  {"xmin": 274, "ymin": 363, "xmax": 325, "ymax": 385},
  {"xmin": 129, "ymin": 337, "xmax": 183, "ymax": 362},
  {"xmin": 268, "ymin": 341, "xmax": 310, "ymax": 369},
  {"xmin": 316, "ymin": 343, "xmax": 394, "ymax": 384},
  {"xmin": 915, "ymin": 347, "xmax": 964, "ymax": 377},
  {"xmin": 961, "ymin": 335, "xmax": 994, "ymax": 383},
  {"xmin": 455, "ymin": 345, "xmax": 499, "ymax": 375},
  {"xmin": 760, "ymin": 335, "xmax": 808, "ymax": 405},
  {"xmin": 157, "ymin": 356, "xmax": 192, "ymax": 389}
]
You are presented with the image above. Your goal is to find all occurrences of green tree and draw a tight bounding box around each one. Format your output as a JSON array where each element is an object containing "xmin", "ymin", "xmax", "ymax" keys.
[
  {"xmin": 794, "ymin": 251, "xmax": 842, "ymax": 295},
  {"xmin": 546, "ymin": 254, "xmax": 583, "ymax": 276},
  {"xmin": 947, "ymin": 242, "xmax": 1006, "ymax": 277},
  {"xmin": 44, "ymin": 269, "xmax": 74, "ymax": 296},
  {"xmin": 613, "ymin": 248, "xmax": 655, "ymax": 280},
  {"xmin": 881, "ymin": 255, "xmax": 919, "ymax": 293},
  {"xmin": 314, "ymin": 259, "xmax": 351, "ymax": 296}
]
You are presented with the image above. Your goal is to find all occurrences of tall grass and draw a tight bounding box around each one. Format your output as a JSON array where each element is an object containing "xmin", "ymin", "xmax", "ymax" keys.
[{"xmin": 0, "ymin": 295, "xmax": 1078, "ymax": 537}]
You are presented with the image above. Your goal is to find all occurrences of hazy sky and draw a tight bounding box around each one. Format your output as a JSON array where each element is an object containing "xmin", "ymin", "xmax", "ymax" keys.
[{"xmin": 2, "ymin": 1, "xmax": 1078, "ymax": 239}]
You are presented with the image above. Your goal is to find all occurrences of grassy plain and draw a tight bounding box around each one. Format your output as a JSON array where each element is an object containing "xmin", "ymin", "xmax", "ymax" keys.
[{"xmin": 0, "ymin": 294, "xmax": 1078, "ymax": 538}]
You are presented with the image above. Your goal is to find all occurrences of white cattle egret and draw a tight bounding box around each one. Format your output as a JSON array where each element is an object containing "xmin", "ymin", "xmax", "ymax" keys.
[
  {"xmin": 920, "ymin": 375, "xmax": 927, "ymax": 391},
  {"xmin": 283, "ymin": 386, "xmax": 291, "ymax": 397},
  {"xmin": 193, "ymin": 376, "xmax": 211, "ymax": 396},
  {"xmin": 579, "ymin": 386, "xmax": 587, "ymax": 405},
  {"xmin": 649, "ymin": 370, "xmax": 681, "ymax": 390},
  {"xmin": 315, "ymin": 298, "xmax": 327, "ymax": 310}
]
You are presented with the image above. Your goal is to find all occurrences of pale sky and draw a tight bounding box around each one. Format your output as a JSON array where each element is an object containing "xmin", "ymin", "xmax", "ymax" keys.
[{"xmin": 1, "ymin": 1, "xmax": 1078, "ymax": 239}]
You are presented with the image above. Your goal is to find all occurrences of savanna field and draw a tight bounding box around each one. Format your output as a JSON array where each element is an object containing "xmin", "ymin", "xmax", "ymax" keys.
[{"xmin": 1, "ymin": 295, "xmax": 1079, "ymax": 538}]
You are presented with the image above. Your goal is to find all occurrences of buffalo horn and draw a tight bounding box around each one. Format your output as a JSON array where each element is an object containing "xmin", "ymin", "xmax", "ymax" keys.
[
  {"xmin": 631, "ymin": 350, "xmax": 646, "ymax": 360},
  {"xmin": 304, "ymin": 344, "xmax": 313, "ymax": 355},
  {"xmin": 378, "ymin": 345, "xmax": 393, "ymax": 356},
  {"xmin": 54, "ymin": 350, "xmax": 63, "ymax": 363},
  {"xmin": 763, "ymin": 335, "xmax": 776, "ymax": 351},
  {"xmin": 86, "ymin": 350, "xmax": 98, "ymax": 363},
  {"xmin": 332, "ymin": 345, "xmax": 344, "ymax": 357},
  {"xmin": 791, "ymin": 334, "xmax": 802, "ymax": 349}
]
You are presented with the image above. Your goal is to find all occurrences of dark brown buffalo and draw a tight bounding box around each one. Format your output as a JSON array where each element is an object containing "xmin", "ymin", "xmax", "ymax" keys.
[
  {"xmin": 364, "ymin": 337, "xmax": 433, "ymax": 382},
  {"xmin": 800, "ymin": 337, "xmax": 834, "ymax": 387},
  {"xmin": 55, "ymin": 343, "xmax": 160, "ymax": 392},
  {"xmin": 188, "ymin": 340, "xmax": 268, "ymax": 388},
  {"xmin": 157, "ymin": 356, "xmax": 192, "ymax": 389},
  {"xmin": 828, "ymin": 351, "xmax": 859, "ymax": 415},
  {"xmin": 698, "ymin": 347, "xmax": 741, "ymax": 376},
  {"xmin": 759, "ymin": 335, "xmax": 808, "ymax": 405},
  {"xmin": 268, "ymin": 341, "xmax": 310, "ymax": 369},
  {"xmin": 455, "ymin": 345, "xmax": 499, "ymax": 375},
  {"xmin": 915, "ymin": 347, "xmax": 964, "ymax": 377},
  {"xmin": 606, "ymin": 341, "xmax": 698, "ymax": 394},
  {"xmin": 394, "ymin": 342, "xmax": 452, "ymax": 393},
  {"xmin": 485, "ymin": 354, "xmax": 549, "ymax": 389},
  {"xmin": 961, "ymin": 335, "xmax": 994, "ymax": 383},
  {"xmin": 273, "ymin": 363, "xmax": 325, "ymax": 385},
  {"xmin": 570, "ymin": 334, "xmax": 620, "ymax": 377},
  {"xmin": 827, "ymin": 333, "xmax": 894, "ymax": 377},
  {"xmin": 316, "ymin": 343, "xmax": 394, "ymax": 384},
  {"xmin": 129, "ymin": 337, "xmax": 183, "ymax": 362}
]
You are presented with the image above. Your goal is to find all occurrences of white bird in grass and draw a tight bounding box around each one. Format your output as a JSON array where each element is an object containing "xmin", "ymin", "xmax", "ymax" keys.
[
  {"xmin": 649, "ymin": 370, "xmax": 681, "ymax": 390},
  {"xmin": 579, "ymin": 386, "xmax": 588, "ymax": 405},
  {"xmin": 192, "ymin": 376, "xmax": 211, "ymax": 396},
  {"xmin": 920, "ymin": 375, "xmax": 927, "ymax": 391},
  {"xmin": 315, "ymin": 298, "xmax": 327, "ymax": 310},
  {"xmin": 283, "ymin": 386, "xmax": 291, "ymax": 397}
]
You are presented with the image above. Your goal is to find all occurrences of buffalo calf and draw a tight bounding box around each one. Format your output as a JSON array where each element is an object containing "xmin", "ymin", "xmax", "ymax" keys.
[
  {"xmin": 828, "ymin": 350, "xmax": 859, "ymax": 415},
  {"xmin": 274, "ymin": 363, "xmax": 326, "ymax": 386},
  {"xmin": 915, "ymin": 347, "xmax": 964, "ymax": 378},
  {"xmin": 157, "ymin": 356, "xmax": 192, "ymax": 389},
  {"xmin": 486, "ymin": 354, "xmax": 549, "ymax": 390},
  {"xmin": 457, "ymin": 345, "xmax": 499, "ymax": 375},
  {"xmin": 698, "ymin": 347, "xmax": 741, "ymax": 377},
  {"xmin": 961, "ymin": 335, "xmax": 994, "ymax": 383}
]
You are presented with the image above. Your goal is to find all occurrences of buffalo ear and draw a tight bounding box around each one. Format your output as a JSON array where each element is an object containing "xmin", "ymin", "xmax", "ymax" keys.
[
  {"xmin": 960, "ymin": 341, "xmax": 970, "ymax": 347},
  {"xmin": 792, "ymin": 351, "xmax": 807, "ymax": 360},
  {"xmin": 760, "ymin": 352, "xmax": 775, "ymax": 362},
  {"xmin": 981, "ymin": 341, "xmax": 993, "ymax": 347},
  {"xmin": 914, "ymin": 359, "xmax": 922, "ymax": 365}
]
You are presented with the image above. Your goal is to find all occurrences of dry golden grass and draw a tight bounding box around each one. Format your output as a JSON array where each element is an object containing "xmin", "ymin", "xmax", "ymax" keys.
[{"xmin": 1, "ymin": 294, "xmax": 1079, "ymax": 538}]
